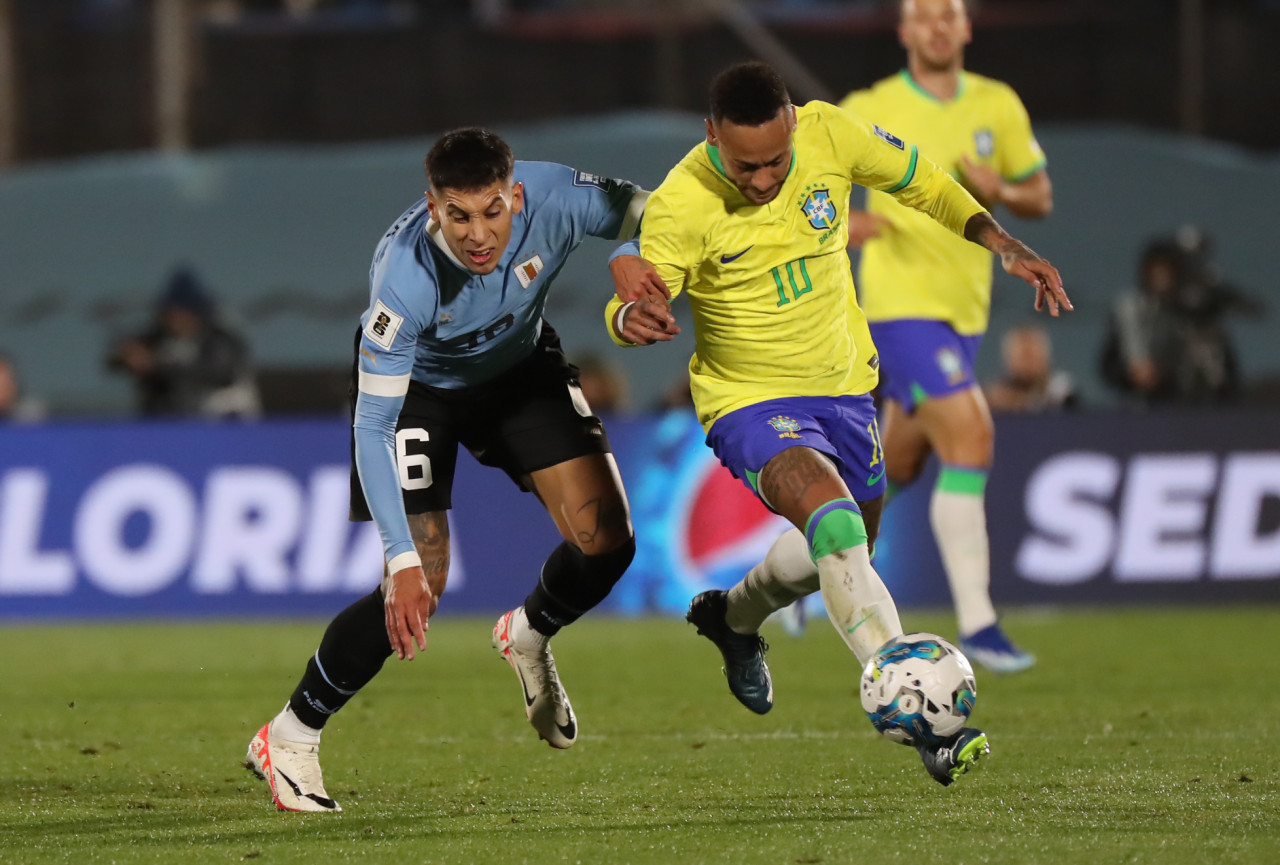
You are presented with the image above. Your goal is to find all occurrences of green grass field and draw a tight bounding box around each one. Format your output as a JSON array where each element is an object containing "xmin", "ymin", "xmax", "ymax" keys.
[{"xmin": 2, "ymin": 606, "xmax": 1278, "ymax": 864}]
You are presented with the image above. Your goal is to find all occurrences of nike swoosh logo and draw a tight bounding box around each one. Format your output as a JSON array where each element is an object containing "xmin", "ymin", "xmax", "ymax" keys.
[
  {"xmin": 867, "ymin": 470, "xmax": 885, "ymax": 486},
  {"xmin": 557, "ymin": 711, "xmax": 577, "ymax": 740},
  {"xmin": 513, "ymin": 664, "xmax": 537, "ymax": 707},
  {"xmin": 846, "ymin": 612, "xmax": 876, "ymax": 635},
  {"xmin": 719, "ymin": 246, "xmax": 753, "ymax": 263}
]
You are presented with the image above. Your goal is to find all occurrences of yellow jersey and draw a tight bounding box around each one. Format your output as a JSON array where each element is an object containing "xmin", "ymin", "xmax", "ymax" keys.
[
  {"xmin": 840, "ymin": 71, "xmax": 1046, "ymax": 335},
  {"xmin": 605, "ymin": 100, "xmax": 985, "ymax": 430}
]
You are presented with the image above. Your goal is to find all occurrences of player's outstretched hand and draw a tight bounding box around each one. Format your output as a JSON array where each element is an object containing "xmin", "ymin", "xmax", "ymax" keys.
[
  {"xmin": 384, "ymin": 564, "xmax": 433, "ymax": 660},
  {"xmin": 610, "ymin": 254, "xmax": 671, "ymax": 303},
  {"xmin": 617, "ymin": 297, "xmax": 680, "ymax": 346},
  {"xmin": 998, "ymin": 238, "xmax": 1072, "ymax": 317},
  {"xmin": 847, "ymin": 210, "xmax": 890, "ymax": 249}
]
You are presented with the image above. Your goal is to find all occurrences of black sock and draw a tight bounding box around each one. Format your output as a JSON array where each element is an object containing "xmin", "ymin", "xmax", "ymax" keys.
[
  {"xmin": 288, "ymin": 588, "xmax": 393, "ymax": 729},
  {"xmin": 522, "ymin": 537, "xmax": 635, "ymax": 637}
]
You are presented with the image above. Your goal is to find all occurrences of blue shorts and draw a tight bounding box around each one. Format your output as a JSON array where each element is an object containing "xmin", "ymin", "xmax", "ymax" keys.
[
  {"xmin": 869, "ymin": 319, "xmax": 983, "ymax": 413},
  {"xmin": 705, "ymin": 394, "xmax": 887, "ymax": 507}
]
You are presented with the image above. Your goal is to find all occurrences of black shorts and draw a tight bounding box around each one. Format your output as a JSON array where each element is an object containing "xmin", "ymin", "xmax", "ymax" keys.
[{"xmin": 349, "ymin": 322, "xmax": 611, "ymax": 518}]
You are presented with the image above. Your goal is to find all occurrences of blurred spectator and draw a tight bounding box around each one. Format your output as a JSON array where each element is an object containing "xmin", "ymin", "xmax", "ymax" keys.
[
  {"xmin": 1101, "ymin": 228, "xmax": 1263, "ymax": 405},
  {"xmin": 0, "ymin": 351, "xmax": 48, "ymax": 423},
  {"xmin": 573, "ymin": 351, "xmax": 630, "ymax": 415},
  {"xmin": 107, "ymin": 267, "xmax": 261, "ymax": 419},
  {"xmin": 984, "ymin": 324, "xmax": 1077, "ymax": 413}
]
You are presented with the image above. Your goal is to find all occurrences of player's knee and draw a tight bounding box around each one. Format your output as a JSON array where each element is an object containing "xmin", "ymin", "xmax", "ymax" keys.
[{"xmin": 886, "ymin": 458, "xmax": 923, "ymax": 487}]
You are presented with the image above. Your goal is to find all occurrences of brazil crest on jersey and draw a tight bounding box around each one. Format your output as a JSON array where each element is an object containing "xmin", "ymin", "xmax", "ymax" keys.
[
  {"xmin": 841, "ymin": 71, "xmax": 1047, "ymax": 335},
  {"xmin": 605, "ymin": 101, "xmax": 984, "ymax": 430}
]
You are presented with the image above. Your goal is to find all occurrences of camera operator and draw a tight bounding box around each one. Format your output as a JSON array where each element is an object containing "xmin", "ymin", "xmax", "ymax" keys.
[{"xmin": 1101, "ymin": 228, "xmax": 1263, "ymax": 405}]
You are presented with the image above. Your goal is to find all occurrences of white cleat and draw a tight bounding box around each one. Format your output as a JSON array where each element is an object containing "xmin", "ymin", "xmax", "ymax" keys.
[
  {"xmin": 493, "ymin": 610, "xmax": 578, "ymax": 749},
  {"xmin": 245, "ymin": 722, "xmax": 341, "ymax": 813}
]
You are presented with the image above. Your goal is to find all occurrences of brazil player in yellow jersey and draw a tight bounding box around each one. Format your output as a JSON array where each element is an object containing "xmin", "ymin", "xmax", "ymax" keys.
[
  {"xmin": 839, "ymin": 0, "xmax": 1055, "ymax": 673},
  {"xmin": 606, "ymin": 62, "xmax": 1068, "ymax": 785}
]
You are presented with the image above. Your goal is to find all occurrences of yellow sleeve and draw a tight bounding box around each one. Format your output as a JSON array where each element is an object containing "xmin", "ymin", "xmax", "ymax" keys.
[
  {"xmin": 996, "ymin": 86, "xmax": 1047, "ymax": 182},
  {"xmin": 823, "ymin": 104, "xmax": 986, "ymax": 238},
  {"xmin": 603, "ymin": 180, "xmax": 694, "ymax": 347}
]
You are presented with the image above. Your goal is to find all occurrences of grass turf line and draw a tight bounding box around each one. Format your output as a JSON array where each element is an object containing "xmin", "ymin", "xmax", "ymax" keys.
[{"xmin": 1, "ymin": 606, "xmax": 1278, "ymax": 864}]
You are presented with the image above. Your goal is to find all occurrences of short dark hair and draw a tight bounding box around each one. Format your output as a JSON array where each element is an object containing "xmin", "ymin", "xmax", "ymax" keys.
[
  {"xmin": 424, "ymin": 128, "xmax": 514, "ymax": 192},
  {"xmin": 709, "ymin": 61, "xmax": 791, "ymax": 126}
]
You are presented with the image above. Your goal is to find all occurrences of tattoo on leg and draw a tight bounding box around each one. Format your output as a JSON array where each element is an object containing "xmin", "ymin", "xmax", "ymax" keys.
[
  {"xmin": 761, "ymin": 448, "xmax": 832, "ymax": 512},
  {"xmin": 572, "ymin": 495, "xmax": 629, "ymax": 549}
]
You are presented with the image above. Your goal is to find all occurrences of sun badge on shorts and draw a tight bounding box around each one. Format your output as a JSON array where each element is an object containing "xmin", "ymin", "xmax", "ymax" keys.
[
  {"xmin": 768, "ymin": 416, "xmax": 802, "ymax": 439},
  {"xmin": 936, "ymin": 347, "xmax": 966, "ymax": 385}
]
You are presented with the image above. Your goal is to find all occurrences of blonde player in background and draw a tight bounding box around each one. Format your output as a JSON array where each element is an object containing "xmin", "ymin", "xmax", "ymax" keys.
[
  {"xmin": 608, "ymin": 61, "xmax": 1068, "ymax": 784},
  {"xmin": 837, "ymin": 0, "xmax": 1055, "ymax": 672}
]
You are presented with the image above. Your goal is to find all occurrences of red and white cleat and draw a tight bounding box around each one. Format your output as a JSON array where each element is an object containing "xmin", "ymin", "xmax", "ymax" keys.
[
  {"xmin": 493, "ymin": 609, "xmax": 578, "ymax": 749},
  {"xmin": 245, "ymin": 722, "xmax": 341, "ymax": 813}
]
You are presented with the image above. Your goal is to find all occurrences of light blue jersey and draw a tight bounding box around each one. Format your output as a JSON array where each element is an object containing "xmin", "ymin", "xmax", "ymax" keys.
[{"xmin": 352, "ymin": 161, "xmax": 646, "ymax": 572}]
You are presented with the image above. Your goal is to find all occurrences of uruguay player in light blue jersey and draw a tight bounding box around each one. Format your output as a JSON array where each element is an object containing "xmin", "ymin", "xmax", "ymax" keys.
[{"xmin": 246, "ymin": 129, "xmax": 649, "ymax": 812}]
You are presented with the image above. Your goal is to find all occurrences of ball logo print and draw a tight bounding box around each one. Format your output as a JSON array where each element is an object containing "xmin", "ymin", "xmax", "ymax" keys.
[{"xmin": 860, "ymin": 633, "xmax": 976, "ymax": 747}]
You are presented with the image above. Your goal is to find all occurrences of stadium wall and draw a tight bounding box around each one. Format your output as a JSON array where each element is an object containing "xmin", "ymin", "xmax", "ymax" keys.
[
  {"xmin": 1, "ymin": 410, "xmax": 1276, "ymax": 621},
  {"xmin": 1, "ymin": 116, "xmax": 1278, "ymax": 417}
]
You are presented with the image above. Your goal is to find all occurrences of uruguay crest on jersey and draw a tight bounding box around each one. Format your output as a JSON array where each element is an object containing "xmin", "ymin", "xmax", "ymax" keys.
[{"xmin": 801, "ymin": 188, "xmax": 836, "ymax": 230}]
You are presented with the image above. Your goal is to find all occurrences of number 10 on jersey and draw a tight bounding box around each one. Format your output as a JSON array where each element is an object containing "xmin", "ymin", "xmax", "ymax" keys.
[{"xmin": 771, "ymin": 258, "xmax": 814, "ymax": 307}]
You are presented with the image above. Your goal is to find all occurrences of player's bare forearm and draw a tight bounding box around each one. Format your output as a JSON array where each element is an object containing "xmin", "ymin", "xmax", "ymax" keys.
[
  {"xmin": 1001, "ymin": 171, "xmax": 1053, "ymax": 220},
  {"xmin": 964, "ymin": 212, "xmax": 1073, "ymax": 316},
  {"xmin": 610, "ymin": 255, "xmax": 671, "ymax": 303}
]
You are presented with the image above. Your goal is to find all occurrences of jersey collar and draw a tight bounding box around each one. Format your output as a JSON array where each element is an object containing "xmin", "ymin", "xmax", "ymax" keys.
[{"xmin": 900, "ymin": 68, "xmax": 967, "ymax": 104}]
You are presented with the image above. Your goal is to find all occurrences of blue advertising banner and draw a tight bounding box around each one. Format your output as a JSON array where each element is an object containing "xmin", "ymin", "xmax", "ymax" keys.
[
  {"xmin": 2, "ymin": 409, "xmax": 1277, "ymax": 620},
  {"xmin": 0, "ymin": 414, "xmax": 790, "ymax": 620}
]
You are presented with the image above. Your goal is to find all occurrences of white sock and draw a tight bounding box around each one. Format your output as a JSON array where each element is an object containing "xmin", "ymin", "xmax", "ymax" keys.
[
  {"xmin": 930, "ymin": 486, "xmax": 997, "ymax": 636},
  {"xmin": 270, "ymin": 703, "xmax": 321, "ymax": 746},
  {"xmin": 816, "ymin": 544, "xmax": 903, "ymax": 666},
  {"xmin": 726, "ymin": 528, "xmax": 819, "ymax": 634},
  {"xmin": 511, "ymin": 605, "xmax": 550, "ymax": 651}
]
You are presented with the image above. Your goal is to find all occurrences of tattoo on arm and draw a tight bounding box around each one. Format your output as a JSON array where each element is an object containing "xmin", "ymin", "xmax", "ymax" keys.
[
  {"xmin": 964, "ymin": 211, "xmax": 1035, "ymax": 263},
  {"xmin": 409, "ymin": 511, "xmax": 450, "ymax": 579}
]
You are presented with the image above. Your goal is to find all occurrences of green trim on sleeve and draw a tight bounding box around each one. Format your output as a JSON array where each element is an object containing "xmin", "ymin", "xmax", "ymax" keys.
[
  {"xmin": 1005, "ymin": 158, "xmax": 1048, "ymax": 184},
  {"xmin": 884, "ymin": 144, "xmax": 919, "ymax": 194}
]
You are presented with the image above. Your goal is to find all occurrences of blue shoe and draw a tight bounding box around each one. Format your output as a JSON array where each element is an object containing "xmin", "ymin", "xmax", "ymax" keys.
[
  {"xmin": 686, "ymin": 590, "xmax": 773, "ymax": 714},
  {"xmin": 917, "ymin": 727, "xmax": 989, "ymax": 786},
  {"xmin": 960, "ymin": 623, "xmax": 1036, "ymax": 674}
]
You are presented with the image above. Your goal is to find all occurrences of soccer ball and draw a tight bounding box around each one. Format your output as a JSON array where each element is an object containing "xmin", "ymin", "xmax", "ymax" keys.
[{"xmin": 860, "ymin": 633, "xmax": 977, "ymax": 747}]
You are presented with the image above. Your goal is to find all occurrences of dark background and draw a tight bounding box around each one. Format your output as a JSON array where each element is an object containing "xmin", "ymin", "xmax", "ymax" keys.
[{"xmin": 10, "ymin": 0, "xmax": 1280, "ymax": 164}]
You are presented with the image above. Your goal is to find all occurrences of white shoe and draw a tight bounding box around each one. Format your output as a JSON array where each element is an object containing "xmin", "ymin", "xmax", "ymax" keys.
[
  {"xmin": 493, "ymin": 610, "xmax": 578, "ymax": 749},
  {"xmin": 245, "ymin": 722, "xmax": 341, "ymax": 812},
  {"xmin": 777, "ymin": 598, "xmax": 808, "ymax": 638}
]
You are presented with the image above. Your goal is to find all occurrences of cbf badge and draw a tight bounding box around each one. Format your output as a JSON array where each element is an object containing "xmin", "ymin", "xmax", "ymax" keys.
[
  {"xmin": 973, "ymin": 128, "xmax": 995, "ymax": 157},
  {"xmin": 768, "ymin": 416, "xmax": 802, "ymax": 439},
  {"xmin": 800, "ymin": 188, "xmax": 836, "ymax": 230}
]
